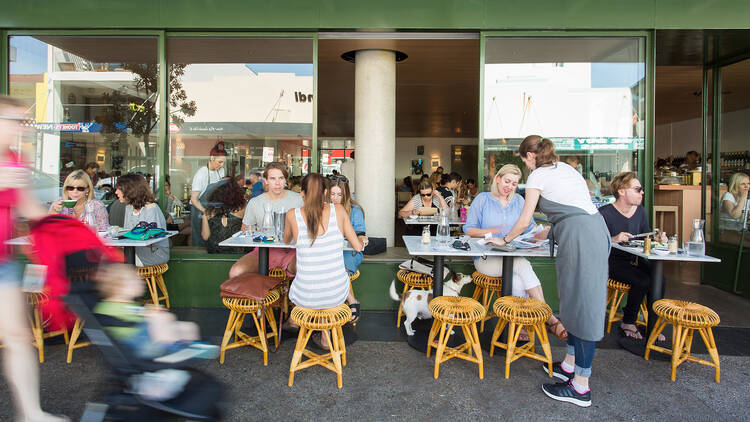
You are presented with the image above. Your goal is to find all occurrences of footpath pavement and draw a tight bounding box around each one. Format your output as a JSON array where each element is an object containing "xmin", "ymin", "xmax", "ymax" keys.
[{"xmin": 2, "ymin": 338, "xmax": 749, "ymax": 421}]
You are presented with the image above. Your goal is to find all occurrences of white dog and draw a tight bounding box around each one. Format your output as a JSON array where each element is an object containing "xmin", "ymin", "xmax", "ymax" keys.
[{"xmin": 389, "ymin": 272, "xmax": 473, "ymax": 336}]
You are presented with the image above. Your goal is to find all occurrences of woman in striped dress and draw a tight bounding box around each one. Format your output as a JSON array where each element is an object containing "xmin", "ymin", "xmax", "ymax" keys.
[{"xmin": 284, "ymin": 173, "xmax": 363, "ymax": 345}]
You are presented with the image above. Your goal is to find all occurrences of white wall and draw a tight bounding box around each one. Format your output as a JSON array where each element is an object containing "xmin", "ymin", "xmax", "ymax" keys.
[
  {"xmin": 656, "ymin": 107, "xmax": 750, "ymax": 158},
  {"xmin": 394, "ymin": 137, "xmax": 477, "ymax": 180}
]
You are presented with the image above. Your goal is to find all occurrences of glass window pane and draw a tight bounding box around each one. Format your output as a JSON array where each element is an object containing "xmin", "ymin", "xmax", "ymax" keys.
[
  {"xmin": 319, "ymin": 137, "xmax": 354, "ymax": 175},
  {"xmin": 167, "ymin": 37, "xmax": 313, "ymax": 248},
  {"xmin": 9, "ymin": 35, "xmax": 159, "ymax": 211},
  {"xmin": 483, "ymin": 37, "xmax": 646, "ymax": 207},
  {"xmin": 717, "ymin": 59, "xmax": 750, "ymax": 247}
]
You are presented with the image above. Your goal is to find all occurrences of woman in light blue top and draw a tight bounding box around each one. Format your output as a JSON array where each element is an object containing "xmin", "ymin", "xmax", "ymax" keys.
[
  {"xmin": 463, "ymin": 164, "xmax": 566, "ymax": 340},
  {"xmin": 328, "ymin": 175, "xmax": 368, "ymax": 323}
]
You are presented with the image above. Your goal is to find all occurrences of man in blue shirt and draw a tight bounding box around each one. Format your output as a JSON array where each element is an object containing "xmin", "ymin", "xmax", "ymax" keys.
[{"xmin": 249, "ymin": 172, "xmax": 264, "ymax": 199}]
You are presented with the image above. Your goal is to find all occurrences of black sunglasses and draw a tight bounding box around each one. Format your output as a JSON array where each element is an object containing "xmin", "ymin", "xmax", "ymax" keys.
[
  {"xmin": 452, "ymin": 239, "xmax": 470, "ymax": 251},
  {"xmin": 65, "ymin": 186, "xmax": 87, "ymax": 192},
  {"xmin": 328, "ymin": 175, "xmax": 349, "ymax": 183},
  {"xmin": 420, "ymin": 192, "xmax": 433, "ymax": 197},
  {"xmin": 631, "ymin": 186, "xmax": 644, "ymax": 193}
]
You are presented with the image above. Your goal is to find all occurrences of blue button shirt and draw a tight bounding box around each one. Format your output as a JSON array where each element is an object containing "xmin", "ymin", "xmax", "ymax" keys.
[{"xmin": 462, "ymin": 192, "xmax": 534, "ymax": 237}]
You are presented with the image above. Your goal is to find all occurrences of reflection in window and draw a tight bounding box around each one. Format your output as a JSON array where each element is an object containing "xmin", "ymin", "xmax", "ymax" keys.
[
  {"xmin": 9, "ymin": 35, "xmax": 160, "ymax": 205},
  {"xmin": 483, "ymin": 37, "xmax": 646, "ymax": 206},
  {"xmin": 319, "ymin": 138, "xmax": 354, "ymax": 176}
]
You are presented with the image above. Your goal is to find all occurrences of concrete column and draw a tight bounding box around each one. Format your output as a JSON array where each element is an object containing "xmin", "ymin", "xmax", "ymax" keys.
[{"xmin": 354, "ymin": 49, "xmax": 396, "ymax": 247}]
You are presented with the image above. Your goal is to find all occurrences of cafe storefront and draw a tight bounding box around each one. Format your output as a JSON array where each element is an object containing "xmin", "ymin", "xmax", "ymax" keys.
[{"xmin": 2, "ymin": 1, "xmax": 749, "ymax": 305}]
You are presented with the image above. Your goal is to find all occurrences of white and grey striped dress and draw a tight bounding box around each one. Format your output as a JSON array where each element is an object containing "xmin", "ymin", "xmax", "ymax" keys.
[{"xmin": 288, "ymin": 203, "xmax": 350, "ymax": 309}]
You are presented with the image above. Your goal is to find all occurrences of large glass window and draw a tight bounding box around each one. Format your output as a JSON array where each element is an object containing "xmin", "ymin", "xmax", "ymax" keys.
[
  {"xmin": 483, "ymin": 37, "xmax": 646, "ymax": 205},
  {"xmin": 319, "ymin": 138, "xmax": 353, "ymax": 176},
  {"xmin": 9, "ymin": 35, "xmax": 159, "ymax": 204},
  {"xmin": 166, "ymin": 37, "xmax": 313, "ymax": 204}
]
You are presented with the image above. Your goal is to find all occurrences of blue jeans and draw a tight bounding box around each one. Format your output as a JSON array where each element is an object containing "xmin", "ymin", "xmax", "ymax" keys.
[{"xmin": 566, "ymin": 333, "xmax": 596, "ymax": 378}]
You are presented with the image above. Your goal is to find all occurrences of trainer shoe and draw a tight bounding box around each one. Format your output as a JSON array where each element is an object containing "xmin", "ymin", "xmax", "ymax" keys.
[
  {"xmin": 542, "ymin": 381, "xmax": 591, "ymax": 408},
  {"xmin": 542, "ymin": 362, "xmax": 574, "ymax": 383}
]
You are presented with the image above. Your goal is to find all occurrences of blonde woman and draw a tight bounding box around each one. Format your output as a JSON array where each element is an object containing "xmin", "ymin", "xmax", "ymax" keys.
[
  {"xmin": 462, "ymin": 164, "xmax": 566, "ymax": 340},
  {"xmin": 721, "ymin": 172, "xmax": 750, "ymax": 230},
  {"xmin": 49, "ymin": 169, "xmax": 109, "ymax": 231}
]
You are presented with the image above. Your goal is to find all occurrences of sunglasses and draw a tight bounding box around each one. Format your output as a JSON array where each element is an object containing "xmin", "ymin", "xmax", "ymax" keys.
[
  {"xmin": 420, "ymin": 192, "xmax": 433, "ymax": 197},
  {"xmin": 630, "ymin": 186, "xmax": 644, "ymax": 193},
  {"xmin": 65, "ymin": 186, "xmax": 87, "ymax": 192},
  {"xmin": 328, "ymin": 175, "xmax": 349, "ymax": 183}
]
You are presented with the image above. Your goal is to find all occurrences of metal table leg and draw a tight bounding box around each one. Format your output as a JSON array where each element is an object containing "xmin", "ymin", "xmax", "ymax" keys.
[
  {"xmin": 432, "ymin": 255, "xmax": 445, "ymax": 297},
  {"xmin": 259, "ymin": 247, "xmax": 269, "ymax": 276},
  {"xmin": 646, "ymin": 260, "xmax": 664, "ymax": 340},
  {"xmin": 500, "ymin": 256, "xmax": 514, "ymax": 297},
  {"xmin": 124, "ymin": 247, "xmax": 136, "ymax": 265}
]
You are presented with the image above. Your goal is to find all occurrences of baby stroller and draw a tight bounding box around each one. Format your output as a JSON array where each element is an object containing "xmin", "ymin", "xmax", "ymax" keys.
[{"xmin": 28, "ymin": 216, "xmax": 225, "ymax": 420}]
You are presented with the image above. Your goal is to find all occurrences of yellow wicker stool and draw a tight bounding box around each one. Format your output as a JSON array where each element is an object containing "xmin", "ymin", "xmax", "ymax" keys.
[
  {"xmin": 395, "ymin": 269, "xmax": 433, "ymax": 327},
  {"xmin": 66, "ymin": 317, "xmax": 90, "ymax": 363},
  {"xmin": 645, "ymin": 299, "xmax": 721, "ymax": 382},
  {"xmin": 606, "ymin": 279, "xmax": 648, "ymax": 333},
  {"xmin": 220, "ymin": 288, "xmax": 280, "ymax": 365},
  {"xmin": 426, "ymin": 296, "xmax": 486, "ymax": 379},
  {"xmin": 470, "ymin": 271, "xmax": 503, "ymax": 333},
  {"xmin": 490, "ymin": 296, "xmax": 553, "ymax": 379},
  {"xmin": 288, "ymin": 304, "xmax": 352, "ymax": 388},
  {"xmin": 268, "ymin": 267, "xmax": 292, "ymax": 322},
  {"xmin": 348, "ymin": 270, "xmax": 360, "ymax": 297},
  {"xmin": 137, "ymin": 263, "xmax": 170, "ymax": 308},
  {"xmin": 26, "ymin": 292, "xmax": 69, "ymax": 363}
]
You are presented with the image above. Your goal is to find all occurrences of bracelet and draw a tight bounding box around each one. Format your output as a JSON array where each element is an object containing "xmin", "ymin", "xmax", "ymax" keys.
[{"xmin": 503, "ymin": 235, "xmax": 511, "ymax": 244}]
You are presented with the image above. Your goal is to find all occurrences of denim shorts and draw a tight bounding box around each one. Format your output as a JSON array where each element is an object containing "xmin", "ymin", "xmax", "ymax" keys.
[{"xmin": 0, "ymin": 260, "xmax": 21, "ymax": 288}]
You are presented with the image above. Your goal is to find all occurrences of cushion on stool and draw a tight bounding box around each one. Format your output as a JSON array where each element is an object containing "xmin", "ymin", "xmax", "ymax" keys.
[{"xmin": 220, "ymin": 273, "xmax": 284, "ymax": 300}]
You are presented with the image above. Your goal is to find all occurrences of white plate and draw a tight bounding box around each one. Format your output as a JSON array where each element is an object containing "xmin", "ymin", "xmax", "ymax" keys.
[
  {"xmin": 652, "ymin": 248, "xmax": 669, "ymax": 256},
  {"xmin": 407, "ymin": 215, "xmax": 418, "ymax": 220}
]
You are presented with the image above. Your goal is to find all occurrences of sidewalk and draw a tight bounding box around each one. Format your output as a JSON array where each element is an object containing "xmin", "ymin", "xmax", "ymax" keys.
[{"xmin": 2, "ymin": 331, "xmax": 749, "ymax": 421}]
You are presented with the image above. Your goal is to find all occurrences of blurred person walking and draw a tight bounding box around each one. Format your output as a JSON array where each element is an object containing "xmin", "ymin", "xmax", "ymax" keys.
[{"xmin": 0, "ymin": 95, "xmax": 68, "ymax": 421}]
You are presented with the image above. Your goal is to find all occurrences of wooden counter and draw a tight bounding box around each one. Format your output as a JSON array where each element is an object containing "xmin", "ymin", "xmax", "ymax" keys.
[{"xmin": 654, "ymin": 184, "xmax": 726, "ymax": 242}]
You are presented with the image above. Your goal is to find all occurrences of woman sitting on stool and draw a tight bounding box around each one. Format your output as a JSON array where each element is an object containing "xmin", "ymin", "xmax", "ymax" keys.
[
  {"xmin": 283, "ymin": 173, "xmax": 363, "ymax": 349},
  {"xmin": 328, "ymin": 175, "xmax": 368, "ymax": 323},
  {"xmin": 463, "ymin": 164, "xmax": 566, "ymax": 340}
]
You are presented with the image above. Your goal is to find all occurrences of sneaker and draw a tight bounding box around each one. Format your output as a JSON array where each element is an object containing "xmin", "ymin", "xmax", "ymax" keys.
[
  {"xmin": 542, "ymin": 381, "xmax": 591, "ymax": 408},
  {"xmin": 543, "ymin": 362, "xmax": 573, "ymax": 383}
]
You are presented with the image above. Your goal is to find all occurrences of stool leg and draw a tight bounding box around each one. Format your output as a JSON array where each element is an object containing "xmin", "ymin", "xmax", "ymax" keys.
[
  {"xmin": 336, "ymin": 326, "xmax": 347, "ymax": 367},
  {"xmin": 536, "ymin": 323, "xmax": 553, "ymax": 376},
  {"xmin": 289, "ymin": 326, "xmax": 311, "ymax": 387},
  {"xmin": 472, "ymin": 285, "xmax": 482, "ymax": 300},
  {"xmin": 155, "ymin": 274, "xmax": 170, "ymax": 308},
  {"xmin": 250, "ymin": 313, "xmax": 269, "ymax": 366},
  {"xmin": 671, "ymin": 324, "xmax": 687, "ymax": 381},
  {"xmin": 426, "ymin": 319, "xmax": 440, "ymax": 358},
  {"xmin": 143, "ymin": 275, "xmax": 159, "ymax": 306},
  {"xmin": 480, "ymin": 288, "xmax": 490, "ymax": 333},
  {"xmin": 219, "ymin": 310, "xmax": 241, "ymax": 364},
  {"xmin": 67, "ymin": 318, "xmax": 84, "ymax": 363},
  {"xmin": 467, "ymin": 323, "xmax": 484, "ymax": 379},
  {"xmin": 505, "ymin": 322, "xmax": 522, "ymax": 379},
  {"xmin": 699, "ymin": 327, "xmax": 721, "ymax": 382},
  {"xmin": 264, "ymin": 307, "xmax": 279, "ymax": 349},
  {"xmin": 644, "ymin": 317, "xmax": 667, "ymax": 360},
  {"xmin": 396, "ymin": 285, "xmax": 413, "ymax": 327},
  {"xmin": 434, "ymin": 323, "xmax": 448, "ymax": 379},
  {"xmin": 324, "ymin": 329, "xmax": 343, "ymax": 388},
  {"xmin": 489, "ymin": 319, "xmax": 508, "ymax": 357},
  {"xmin": 31, "ymin": 306, "xmax": 45, "ymax": 363}
]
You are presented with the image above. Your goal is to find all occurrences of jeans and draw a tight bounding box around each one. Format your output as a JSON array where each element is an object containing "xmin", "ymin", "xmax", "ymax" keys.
[{"xmin": 566, "ymin": 333, "xmax": 596, "ymax": 377}]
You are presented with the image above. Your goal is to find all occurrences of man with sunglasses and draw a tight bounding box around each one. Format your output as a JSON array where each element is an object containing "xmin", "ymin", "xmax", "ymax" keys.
[
  {"xmin": 0, "ymin": 96, "xmax": 68, "ymax": 421},
  {"xmin": 599, "ymin": 172, "xmax": 668, "ymax": 340}
]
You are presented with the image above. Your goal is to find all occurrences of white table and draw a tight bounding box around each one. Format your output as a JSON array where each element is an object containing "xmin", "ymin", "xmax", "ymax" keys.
[
  {"xmin": 402, "ymin": 235, "xmax": 554, "ymax": 297},
  {"xmin": 218, "ymin": 234, "xmax": 353, "ymax": 276},
  {"xmin": 403, "ymin": 216, "xmax": 464, "ymax": 226},
  {"xmin": 7, "ymin": 231, "xmax": 178, "ymax": 265},
  {"xmin": 611, "ymin": 242, "xmax": 720, "ymax": 338}
]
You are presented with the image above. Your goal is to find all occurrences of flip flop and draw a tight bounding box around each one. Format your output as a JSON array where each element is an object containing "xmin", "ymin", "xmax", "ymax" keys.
[
  {"xmin": 349, "ymin": 303, "xmax": 361, "ymax": 325},
  {"xmin": 619, "ymin": 325, "xmax": 643, "ymax": 340}
]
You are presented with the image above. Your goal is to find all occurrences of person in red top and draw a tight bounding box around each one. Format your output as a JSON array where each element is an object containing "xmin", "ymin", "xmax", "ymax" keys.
[{"xmin": 0, "ymin": 96, "xmax": 68, "ymax": 422}]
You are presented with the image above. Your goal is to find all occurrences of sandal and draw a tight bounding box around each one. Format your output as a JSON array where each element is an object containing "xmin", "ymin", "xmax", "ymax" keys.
[
  {"xmin": 349, "ymin": 303, "xmax": 361, "ymax": 325},
  {"xmin": 546, "ymin": 319, "xmax": 568, "ymax": 340},
  {"xmin": 619, "ymin": 325, "xmax": 643, "ymax": 340}
]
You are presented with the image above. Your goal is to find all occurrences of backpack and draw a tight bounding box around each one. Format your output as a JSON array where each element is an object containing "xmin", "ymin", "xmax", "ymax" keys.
[{"xmin": 24, "ymin": 215, "xmax": 124, "ymax": 331}]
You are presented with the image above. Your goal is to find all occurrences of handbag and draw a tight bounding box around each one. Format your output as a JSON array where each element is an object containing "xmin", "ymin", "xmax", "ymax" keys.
[
  {"xmin": 398, "ymin": 257, "xmax": 451, "ymax": 279},
  {"xmin": 219, "ymin": 272, "xmax": 283, "ymax": 301},
  {"xmin": 122, "ymin": 221, "xmax": 167, "ymax": 241},
  {"xmin": 362, "ymin": 237, "xmax": 386, "ymax": 255}
]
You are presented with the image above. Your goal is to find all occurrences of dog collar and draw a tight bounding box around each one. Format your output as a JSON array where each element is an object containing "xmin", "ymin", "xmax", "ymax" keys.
[{"xmin": 444, "ymin": 284, "xmax": 460, "ymax": 295}]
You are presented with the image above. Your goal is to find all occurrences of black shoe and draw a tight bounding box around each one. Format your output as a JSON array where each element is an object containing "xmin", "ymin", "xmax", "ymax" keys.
[
  {"xmin": 542, "ymin": 362, "xmax": 574, "ymax": 383},
  {"xmin": 542, "ymin": 381, "xmax": 591, "ymax": 408}
]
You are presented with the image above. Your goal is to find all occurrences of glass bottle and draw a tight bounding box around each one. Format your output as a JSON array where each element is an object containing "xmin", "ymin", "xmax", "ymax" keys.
[
  {"xmin": 436, "ymin": 210, "xmax": 450, "ymax": 248},
  {"xmin": 261, "ymin": 202, "xmax": 275, "ymax": 238},
  {"xmin": 421, "ymin": 225, "xmax": 431, "ymax": 244},
  {"xmin": 687, "ymin": 218, "xmax": 705, "ymax": 256}
]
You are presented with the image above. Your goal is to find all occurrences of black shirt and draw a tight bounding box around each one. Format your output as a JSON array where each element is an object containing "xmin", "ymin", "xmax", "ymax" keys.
[
  {"xmin": 436, "ymin": 186, "xmax": 454, "ymax": 205},
  {"xmin": 598, "ymin": 204, "xmax": 650, "ymax": 263}
]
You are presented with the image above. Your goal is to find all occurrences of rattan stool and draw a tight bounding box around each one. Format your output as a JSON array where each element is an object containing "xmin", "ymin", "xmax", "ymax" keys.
[
  {"xmin": 137, "ymin": 263, "xmax": 170, "ymax": 308},
  {"xmin": 288, "ymin": 304, "xmax": 351, "ymax": 388},
  {"xmin": 26, "ymin": 292, "xmax": 69, "ymax": 363},
  {"xmin": 268, "ymin": 267, "xmax": 291, "ymax": 322},
  {"xmin": 606, "ymin": 279, "xmax": 648, "ymax": 333},
  {"xmin": 66, "ymin": 317, "xmax": 89, "ymax": 363},
  {"xmin": 490, "ymin": 296, "xmax": 553, "ymax": 379},
  {"xmin": 471, "ymin": 271, "xmax": 503, "ymax": 333},
  {"xmin": 395, "ymin": 269, "xmax": 433, "ymax": 327},
  {"xmin": 426, "ymin": 296, "xmax": 486, "ymax": 379},
  {"xmin": 645, "ymin": 299, "xmax": 721, "ymax": 382},
  {"xmin": 220, "ymin": 288, "xmax": 280, "ymax": 365}
]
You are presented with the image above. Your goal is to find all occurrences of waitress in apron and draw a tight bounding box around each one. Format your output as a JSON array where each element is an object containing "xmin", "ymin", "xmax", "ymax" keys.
[
  {"xmin": 488, "ymin": 135, "xmax": 609, "ymax": 408},
  {"xmin": 190, "ymin": 141, "xmax": 227, "ymax": 246}
]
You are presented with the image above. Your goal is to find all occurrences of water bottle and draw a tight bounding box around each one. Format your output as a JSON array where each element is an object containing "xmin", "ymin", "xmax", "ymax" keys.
[
  {"xmin": 436, "ymin": 210, "xmax": 450, "ymax": 249},
  {"xmin": 83, "ymin": 201, "xmax": 97, "ymax": 231},
  {"xmin": 686, "ymin": 218, "xmax": 705, "ymax": 256},
  {"xmin": 261, "ymin": 202, "xmax": 275, "ymax": 238},
  {"xmin": 273, "ymin": 206, "xmax": 286, "ymax": 240}
]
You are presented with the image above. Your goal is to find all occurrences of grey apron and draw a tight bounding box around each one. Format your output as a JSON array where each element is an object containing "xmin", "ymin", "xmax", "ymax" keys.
[{"xmin": 540, "ymin": 197, "xmax": 610, "ymax": 341}]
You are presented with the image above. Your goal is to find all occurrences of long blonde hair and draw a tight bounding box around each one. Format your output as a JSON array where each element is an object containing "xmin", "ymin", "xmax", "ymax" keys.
[
  {"xmin": 490, "ymin": 164, "xmax": 522, "ymax": 200},
  {"xmin": 63, "ymin": 170, "xmax": 95, "ymax": 202},
  {"xmin": 728, "ymin": 172, "xmax": 750, "ymax": 198}
]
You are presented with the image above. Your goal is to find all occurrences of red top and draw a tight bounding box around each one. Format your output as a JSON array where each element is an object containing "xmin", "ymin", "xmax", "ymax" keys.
[{"xmin": 0, "ymin": 152, "xmax": 20, "ymax": 263}]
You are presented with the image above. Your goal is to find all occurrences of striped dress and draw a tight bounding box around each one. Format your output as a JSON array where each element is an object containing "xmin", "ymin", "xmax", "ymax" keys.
[{"xmin": 288, "ymin": 203, "xmax": 350, "ymax": 309}]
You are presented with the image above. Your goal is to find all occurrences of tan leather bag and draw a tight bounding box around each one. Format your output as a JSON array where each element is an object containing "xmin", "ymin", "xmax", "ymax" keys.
[{"xmin": 219, "ymin": 273, "xmax": 283, "ymax": 300}]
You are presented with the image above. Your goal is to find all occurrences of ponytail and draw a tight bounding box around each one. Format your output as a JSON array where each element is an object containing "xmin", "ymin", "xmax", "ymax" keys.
[
  {"xmin": 300, "ymin": 173, "xmax": 327, "ymax": 245},
  {"xmin": 210, "ymin": 140, "xmax": 227, "ymax": 157},
  {"xmin": 519, "ymin": 135, "xmax": 558, "ymax": 167}
]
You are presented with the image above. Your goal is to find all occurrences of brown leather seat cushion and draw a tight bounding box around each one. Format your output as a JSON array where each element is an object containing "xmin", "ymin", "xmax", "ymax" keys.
[{"xmin": 220, "ymin": 273, "xmax": 283, "ymax": 300}]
